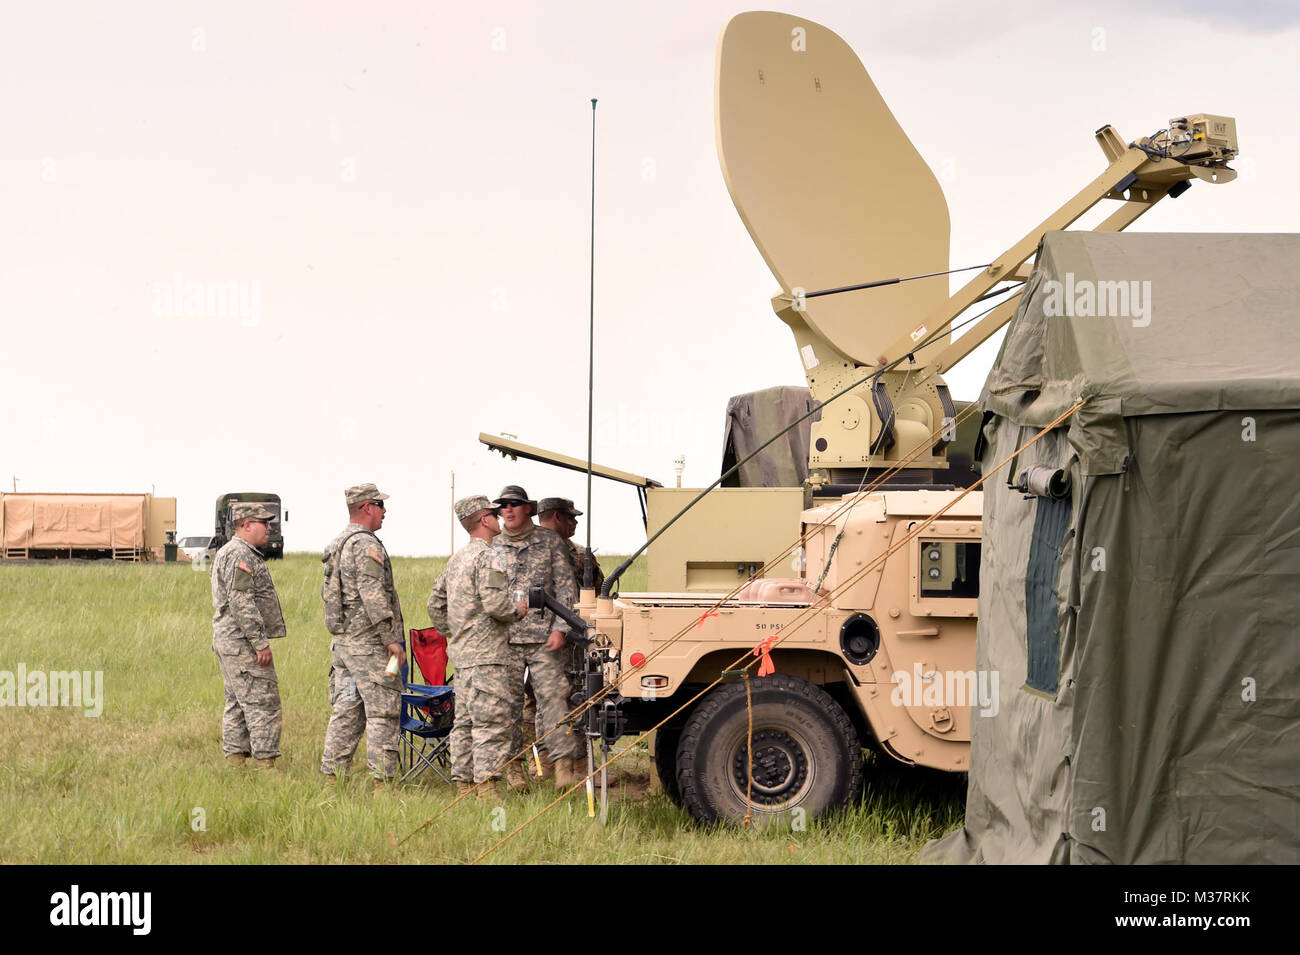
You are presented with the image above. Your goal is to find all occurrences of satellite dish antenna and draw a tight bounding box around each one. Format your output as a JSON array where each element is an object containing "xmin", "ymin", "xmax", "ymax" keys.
[{"xmin": 716, "ymin": 11, "xmax": 951, "ymax": 366}]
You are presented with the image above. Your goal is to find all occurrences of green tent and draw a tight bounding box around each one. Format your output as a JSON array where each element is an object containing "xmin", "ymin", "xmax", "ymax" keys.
[{"xmin": 928, "ymin": 231, "xmax": 1300, "ymax": 864}]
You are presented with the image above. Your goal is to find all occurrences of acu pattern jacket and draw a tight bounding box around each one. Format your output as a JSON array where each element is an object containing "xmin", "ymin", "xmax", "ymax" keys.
[
  {"xmin": 211, "ymin": 536, "xmax": 286, "ymax": 653},
  {"xmin": 493, "ymin": 524, "xmax": 577, "ymax": 646},
  {"xmin": 427, "ymin": 538, "xmax": 522, "ymax": 668},
  {"xmin": 322, "ymin": 523, "xmax": 404, "ymax": 649}
]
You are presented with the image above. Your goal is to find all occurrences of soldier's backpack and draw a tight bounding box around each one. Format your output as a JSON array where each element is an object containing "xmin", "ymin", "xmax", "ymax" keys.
[{"xmin": 322, "ymin": 529, "xmax": 378, "ymax": 635}]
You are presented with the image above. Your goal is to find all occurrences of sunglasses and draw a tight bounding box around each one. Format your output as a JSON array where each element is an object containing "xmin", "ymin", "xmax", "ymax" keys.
[
  {"xmin": 500, "ymin": 500, "xmax": 527, "ymax": 509},
  {"xmin": 366, "ymin": 500, "xmax": 385, "ymax": 510}
]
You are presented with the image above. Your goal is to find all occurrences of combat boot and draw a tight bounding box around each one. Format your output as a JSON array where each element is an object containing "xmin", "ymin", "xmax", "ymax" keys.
[
  {"xmin": 505, "ymin": 759, "xmax": 530, "ymax": 792},
  {"xmin": 225, "ymin": 753, "xmax": 249, "ymax": 767},
  {"xmin": 477, "ymin": 778, "xmax": 501, "ymax": 803},
  {"xmin": 255, "ymin": 757, "xmax": 277, "ymax": 771},
  {"xmin": 554, "ymin": 756, "xmax": 581, "ymax": 790},
  {"xmin": 455, "ymin": 780, "xmax": 475, "ymax": 798},
  {"xmin": 534, "ymin": 751, "xmax": 555, "ymax": 781}
]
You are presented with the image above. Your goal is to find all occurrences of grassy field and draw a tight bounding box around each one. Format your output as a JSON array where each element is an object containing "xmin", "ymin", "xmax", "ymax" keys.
[{"xmin": 0, "ymin": 552, "xmax": 964, "ymax": 864}]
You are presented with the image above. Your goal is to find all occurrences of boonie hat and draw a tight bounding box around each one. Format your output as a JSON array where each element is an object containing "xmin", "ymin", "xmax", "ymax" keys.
[{"xmin": 493, "ymin": 485, "xmax": 537, "ymax": 509}]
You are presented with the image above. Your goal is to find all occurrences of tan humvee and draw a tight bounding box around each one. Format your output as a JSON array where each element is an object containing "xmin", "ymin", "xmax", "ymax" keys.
[{"xmin": 488, "ymin": 10, "xmax": 1238, "ymax": 824}]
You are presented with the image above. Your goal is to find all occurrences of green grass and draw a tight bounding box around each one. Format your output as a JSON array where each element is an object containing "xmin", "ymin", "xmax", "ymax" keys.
[{"xmin": 0, "ymin": 553, "xmax": 963, "ymax": 864}]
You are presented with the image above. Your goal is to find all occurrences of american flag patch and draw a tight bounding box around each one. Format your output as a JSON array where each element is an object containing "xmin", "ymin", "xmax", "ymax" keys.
[
  {"xmin": 237, "ymin": 560, "xmax": 252, "ymax": 574},
  {"xmin": 368, "ymin": 548, "xmax": 383, "ymax": 563}
]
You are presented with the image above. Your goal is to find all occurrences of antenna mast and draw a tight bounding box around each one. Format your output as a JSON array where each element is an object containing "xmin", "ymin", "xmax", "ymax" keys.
[{"xmin": 584, "ymin": 97, "xmax": 597, "ymax": 589}]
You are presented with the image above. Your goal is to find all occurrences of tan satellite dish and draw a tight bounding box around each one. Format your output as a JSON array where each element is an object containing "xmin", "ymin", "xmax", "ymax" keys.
[{"xmin": 715, "ymin": 11, "xmax": 951, "ymax": 366}]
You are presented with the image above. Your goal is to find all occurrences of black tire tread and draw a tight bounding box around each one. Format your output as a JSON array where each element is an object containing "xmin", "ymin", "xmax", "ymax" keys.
[
  {"xmin": 653, "ymin": 728, "xmax": 682, "ymax": 805},
  {"xmin": 675, "ymin": 674, "xmax": 864, "ymax": 824}
]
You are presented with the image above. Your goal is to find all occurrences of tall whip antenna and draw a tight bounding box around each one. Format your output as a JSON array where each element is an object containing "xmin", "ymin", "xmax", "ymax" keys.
[{"xmin": 584, "ymin": 97, "xmax": 597, "ymax": 589}]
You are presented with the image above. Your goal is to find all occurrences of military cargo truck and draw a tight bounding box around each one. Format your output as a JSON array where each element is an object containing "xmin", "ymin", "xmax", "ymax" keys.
[{"xmin": 0, "ymin": 492, "xmax": 176, "ymax": 562}]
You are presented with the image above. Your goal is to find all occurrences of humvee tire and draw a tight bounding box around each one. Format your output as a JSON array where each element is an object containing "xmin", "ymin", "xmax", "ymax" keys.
[
  {"xmin": 676, "ymin": 674, "xmax": 864, "ymax": 824},
  {"xmin": 653, "ymin": 729, "xmax": 682, "ymax": 805}
]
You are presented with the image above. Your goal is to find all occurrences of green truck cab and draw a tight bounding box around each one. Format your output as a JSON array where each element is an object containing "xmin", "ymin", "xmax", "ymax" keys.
[{"xmin": 208, "ymin": 492, "xmax": 285, "ymax": 559}]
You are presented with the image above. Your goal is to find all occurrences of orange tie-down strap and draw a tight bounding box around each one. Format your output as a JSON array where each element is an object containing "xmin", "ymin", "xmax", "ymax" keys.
[
  {"xmin": 697, "ymin": 610, "xmax": 777, "ymax": 674},
  {"xmin": 753, "ymin": 634, "xmax": 778, "ymax": 677}
]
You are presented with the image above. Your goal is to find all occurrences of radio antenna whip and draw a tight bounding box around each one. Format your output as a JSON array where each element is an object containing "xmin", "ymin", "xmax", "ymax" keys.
[{"xmin": 584, "ymin": 97, "xmax": 597, "ymax": 589}]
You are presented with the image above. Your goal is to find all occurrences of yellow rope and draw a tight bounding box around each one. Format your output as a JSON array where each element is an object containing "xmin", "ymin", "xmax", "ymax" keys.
[{"xmin": 742, "ymin": 672, "xmax": 754, "ymax": 828}]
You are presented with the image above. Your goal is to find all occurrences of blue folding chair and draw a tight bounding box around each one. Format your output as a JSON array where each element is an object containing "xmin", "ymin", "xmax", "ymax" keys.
[{"xmin": 398, "ymin": 628, "xmax": 455, "ymax": 783}]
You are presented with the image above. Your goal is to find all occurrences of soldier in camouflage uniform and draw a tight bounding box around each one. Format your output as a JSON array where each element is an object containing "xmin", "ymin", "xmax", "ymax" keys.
[
  {"xmin": 492, "ymin": 485, "xmax": 585, "ymax": 788},
  {"xmin": 427, "ymin": 495, "xmax": 527, "ymax": 800},
  {"xmin": 538, "ymin": 497, "xmax": 605, "ymax": 594},
  {"xmin": 210, "ymin": 502, "xmax": 286, "ymax": 769},
  {"xmin": 320, "ymin": 483, "xmax": 407, "ymax": 785},
  {"xmin": 537, "ymin": 496, "xmax": 601, "ymax": 780}
]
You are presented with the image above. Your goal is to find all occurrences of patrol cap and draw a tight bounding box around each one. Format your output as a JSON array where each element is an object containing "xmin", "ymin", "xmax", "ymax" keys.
[
  {"xmin": 493, "ymin": 485, "xmax": 537, "ymax": 509},
  {"xmin": 232, "ymin": 503, "xmax": 276, "ymax": 524},
  {"xmin": 345, "ymin": 483, "xmax": 391, "ymax": 506},
  {"xmin": 537, "ymin": 497, "xmax": 582, "ymax": 517},
  {"xmin": 454, "ymin": 494, "xmax": 499, "ymax": 522}
]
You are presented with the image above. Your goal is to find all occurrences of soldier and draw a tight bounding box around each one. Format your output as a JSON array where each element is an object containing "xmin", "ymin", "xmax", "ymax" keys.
[
  {"xmin": 210, "ymin": 503, "xmax": 285, "ymax": 770},
  {"xmin": 538, "ymin": 497, "xmax": 605, "ymax": 594},
  {"xmin": 320, "ymin": 483, "xmax": 407, "ymax": 787},
  {"xmin": 537, "ymin": 495, "xmax": 601, "ymax": 780},
  {"xmin": 427, "ymin": 495, "xmax": 528, "ymax": 801},
  {"xmin": 492, "ymin": 485, "xmax": 585, "ymax": 788}
]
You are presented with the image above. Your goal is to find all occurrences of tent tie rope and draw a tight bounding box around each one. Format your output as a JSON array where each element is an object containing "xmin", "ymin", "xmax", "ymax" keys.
[{"xmin": 742, "ymin": 671, "xmax": 754, "ymax": 827}]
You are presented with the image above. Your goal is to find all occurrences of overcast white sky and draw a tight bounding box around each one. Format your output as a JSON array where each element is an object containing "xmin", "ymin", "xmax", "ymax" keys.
[{"xmin": 2, "ymin": 0, "xmax": 1296, "ymax": 556}]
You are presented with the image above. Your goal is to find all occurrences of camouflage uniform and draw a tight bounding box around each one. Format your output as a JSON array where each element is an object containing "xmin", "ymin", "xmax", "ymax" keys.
[
  {"xmin": 561, "ymin": 541, "xmax": 601, "ymax": 702},
  {"xmin": 537, "ymin": 496, "xmax": 603, "ymax": 593},
  {"xmin": 538, "ymin": 498, "xmax": 603, "ymax": 708},
  {"xmin": 211, "ymin": 535, "xmax": 285, "ymax": 759},
  {"xmin": 567, "ymin": 540, "xmax": 605, "ymax": 594},
  {"xmin": 494, "ymin": 524, "xmax": 584, "ymax": 761},
  {"xmin": 320, "ymin": 519, "xmax": 405, "ymax": 780},
  {"xmin": 428, "ymin": 531, "xmax": 524, "ymax": 784}
]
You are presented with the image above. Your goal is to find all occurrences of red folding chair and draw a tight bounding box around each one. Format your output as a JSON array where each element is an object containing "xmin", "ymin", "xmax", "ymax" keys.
[
  {"xmin": 410, "ymin": 626, "xmax": 449, "ymax": 687},
  {"xmin": 399, "ymin": 627, "xmax": 454, "ymax": 783}
]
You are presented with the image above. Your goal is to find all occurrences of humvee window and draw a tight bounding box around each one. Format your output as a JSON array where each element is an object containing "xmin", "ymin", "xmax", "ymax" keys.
[{"xmin": 919, "ymin": 540, "xmax": 980, "ymax": 598}]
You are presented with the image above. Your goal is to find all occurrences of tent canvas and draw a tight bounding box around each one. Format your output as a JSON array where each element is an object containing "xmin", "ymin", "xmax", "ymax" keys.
[
  {"xmin": 1, "ymin": 494, "xmax": 146, "ymax": 551},
  {"xmin": 927, "ymin": 231, "xmax": 1300, "ymax": 864},
  {"xmin": 720, "ymin": 385, "xmax": 818, "ymax": 488}
]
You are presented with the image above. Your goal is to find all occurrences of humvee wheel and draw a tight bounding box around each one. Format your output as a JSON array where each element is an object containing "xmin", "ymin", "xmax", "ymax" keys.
[
  {"xmin": 676, "ymin": 674, "xmax": 863, "ymax": 824},
  {"xmin": 653, "ymin": 729, "xmax": 683, "ymax": 805}
]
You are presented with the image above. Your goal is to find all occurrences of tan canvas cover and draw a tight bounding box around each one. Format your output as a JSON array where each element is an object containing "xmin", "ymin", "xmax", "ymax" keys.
[
  {"xmin": 721, "ymin": 386, "xmax": 817, "ymax": 488},
  {"xmin": 2, "ymin": 494, "xmax": 146, "ymax": 550},
  {"xmin": 927, "ymin": 232, "xmax": 1300, "ymax": 864}
]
